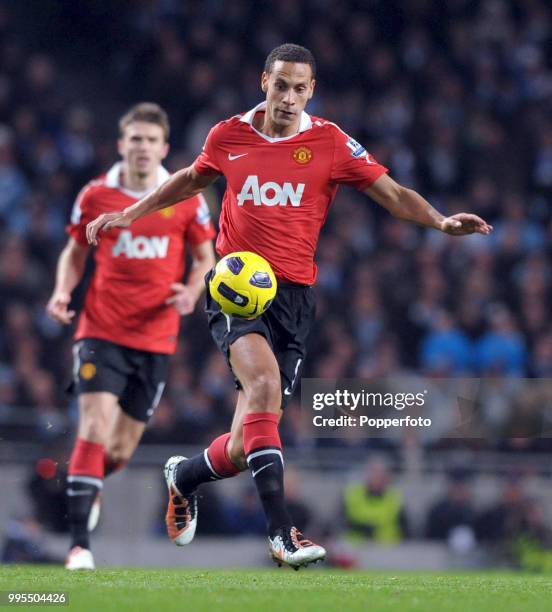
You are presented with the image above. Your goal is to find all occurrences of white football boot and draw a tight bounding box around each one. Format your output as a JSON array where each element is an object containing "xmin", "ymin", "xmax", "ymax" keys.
[
  {"xmin": 269, "ymin": 526, "xmax": 326, "ymax": 570},
  {"xmin": 65, "ymin": 546, "xmax": 95, "ymax": 570},
  {"xmin": 164, "ymin": 456, "xmax": 198, "ymax": 546}
]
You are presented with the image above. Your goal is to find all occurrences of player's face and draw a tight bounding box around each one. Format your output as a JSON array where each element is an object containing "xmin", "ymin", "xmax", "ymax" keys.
[
  {"xmin": 261, "ymin": 61, "xmax": 315, "ymax": 130},
  {"xmin": 118, "ymin": 122, "xmax": 169, "ymax": 178}
]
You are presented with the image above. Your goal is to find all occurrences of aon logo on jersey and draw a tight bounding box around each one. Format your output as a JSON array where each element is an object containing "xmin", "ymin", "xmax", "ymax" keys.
[
  {"xmin": 112, "ymin": 231, "xmax": 169, "ymax": 259},
  {"xmin": 237, "ymin": 175, "xmax": 304, "ymax": 207}
]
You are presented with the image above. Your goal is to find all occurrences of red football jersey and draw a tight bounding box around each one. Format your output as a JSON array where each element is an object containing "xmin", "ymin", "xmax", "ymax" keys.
[
  {"xmin": 67, "ymin": 163, "xmax": 215, "ymax": 354},
  {"xmin": 193, "ymin": 102, "xmax": 388, "ymax": 285}
]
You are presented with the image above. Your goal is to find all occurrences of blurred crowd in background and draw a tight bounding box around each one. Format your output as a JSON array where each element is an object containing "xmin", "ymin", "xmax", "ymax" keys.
[{"xmin": 0, "ymin": 0, "xmax": 551, "ymax": 451}]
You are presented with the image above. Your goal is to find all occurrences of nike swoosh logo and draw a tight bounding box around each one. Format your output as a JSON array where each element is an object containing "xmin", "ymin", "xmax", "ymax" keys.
[
  {"xmin": 252, "ymin": 462, "xmax": 274, "ymax": 478},
  {"xmin": 228, "ymin": 153, "xmax": 248, "ymax": 161},
  {"xmin": 67, "ymin": 489, "xmax": 93, "ymax": 496},
  {"xmin": 284, "ymin": 358, "xmax": 303, "ymax": 395}
]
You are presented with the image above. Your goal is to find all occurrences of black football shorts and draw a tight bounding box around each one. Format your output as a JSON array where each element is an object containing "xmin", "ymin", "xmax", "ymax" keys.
[
  {"xmin": 71, "ymin": 337, "xmax": 169, "ymax": 423},
  {"xmin": 206, "ymin": 275, "xmax": 316, "ymax": 408}
]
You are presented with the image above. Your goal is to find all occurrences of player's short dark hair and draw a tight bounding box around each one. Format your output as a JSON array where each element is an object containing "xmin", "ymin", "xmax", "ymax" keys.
[
  {"xmin": 118, "ymin": 102, "xmax": 170, "ymax": 141},
  {"xmin": 264, "ymin": 43, "xmax": 316, "ymax": 79}
]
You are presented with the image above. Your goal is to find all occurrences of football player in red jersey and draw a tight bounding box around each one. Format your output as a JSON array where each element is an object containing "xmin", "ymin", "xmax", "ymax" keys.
[
  {"xmin": 47, "ymin": 103, "xmax": 216, "ymax": 570},
  {"xmin": 87, "ymin": 45, "xmax": 493, "ymax": 569}
]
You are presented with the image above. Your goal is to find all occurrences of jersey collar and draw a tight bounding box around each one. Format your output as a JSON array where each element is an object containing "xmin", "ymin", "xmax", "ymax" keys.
[
  {"xmin": 239, "ymin": 101, "xmax": 312, "ymax": 142},
  {"xmin": 105, "ymin": 162, "xmax": 170, "ymax": 198}
]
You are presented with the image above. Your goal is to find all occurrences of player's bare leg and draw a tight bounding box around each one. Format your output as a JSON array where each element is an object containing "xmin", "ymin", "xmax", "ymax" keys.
[
  {"xmin": 164, "ymin": 337, "xmax": 281, "ymax": 546},
  {"xmin": 227, "ymin": 390, "xmax": 266, "ymax": 470},
  {"xmin": 65, "ymin": 392, "xmax": 116, "ymax": 570},
  {"xmin": 229, "ymin": 333, "xmax": 326, "ymax": 569},
  {"xmin": 105, "ymin": 409, "xmax": 145, "ymax": 473},
  {"xmin": 164, "ymin": 341, "xmax": 281, "ymax": 546}
]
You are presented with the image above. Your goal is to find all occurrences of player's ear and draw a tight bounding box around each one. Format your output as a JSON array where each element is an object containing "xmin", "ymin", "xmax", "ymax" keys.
[
  {"xmin": 308, "ymin": 79, "xmax": 316, "ymax": 100},
  {"xmin": 261, "ymin": 71, "xmax": 269, "ymax": 94},
  {"xmin": 161, "ymin": 142, "xmax": 169, "ymax": 160},
  {"xmin": 117, "ymin": 138, "xmax": 124, "ymax": 157}
]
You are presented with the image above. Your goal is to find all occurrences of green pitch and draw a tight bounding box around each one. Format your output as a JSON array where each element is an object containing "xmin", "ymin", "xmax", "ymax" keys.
[{"xmin": 1, "ymin": 566, "xmax": 551, "ymax": 612}]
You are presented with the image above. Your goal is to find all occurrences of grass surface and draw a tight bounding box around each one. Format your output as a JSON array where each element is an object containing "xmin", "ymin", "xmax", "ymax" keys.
[{"xmin": 1, "ymin": 566, "xmax": 551, "ymax": 612}]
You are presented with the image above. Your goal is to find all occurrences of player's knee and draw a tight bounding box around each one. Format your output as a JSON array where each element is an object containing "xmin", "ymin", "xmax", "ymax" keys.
[
  {"xmin": 226, "ymin": 437, "xmax": 247, "ymax": 470},
  {"xmin": 244, "ymin": 372, "xmax": 281, "ymax": 411},
  {"xmin": 78, "ymin": 410, "xmax": 109, "ymax": 443},
  {"xmin": 104, "ymin": 442, "xmax": 129, "ymax": 464}
]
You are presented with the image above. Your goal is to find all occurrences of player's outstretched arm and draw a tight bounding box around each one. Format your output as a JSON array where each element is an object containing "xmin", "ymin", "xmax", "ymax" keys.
[
  {"xmin": 165, "ymin": 240, "xmax": 216, "ymax": 316},
  {"xmin": 364, "ymin": 174, "xmax": 493, "ymax": 236},
  {"xmin": 46, "ymin": 238, "xmax": 89, "ymax": 324},
  {"xmin": 86, "ymin": 166, "xmax": 218, "ymax": 245}
]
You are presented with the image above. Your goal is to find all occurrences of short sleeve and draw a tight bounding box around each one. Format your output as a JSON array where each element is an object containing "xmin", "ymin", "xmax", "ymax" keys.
[
  {"xmin": 329, "ymin": 125, "xmax": 388, "ymax": 191},
  {"xmin": 193, "ymin": 122, "xmax": 224, "ymax": 176},
  {"xmin": 185, "ymin": 193, "xmax": 216, "ymax": 246},
  {"xmin": 65, "ymin": 184, "xmax": 96, "ymax": 246}
]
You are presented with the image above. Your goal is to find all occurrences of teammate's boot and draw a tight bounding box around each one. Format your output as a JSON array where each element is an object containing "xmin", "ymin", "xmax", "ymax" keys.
[
  {"xmin": 65, "ymin": 546, "xmax": 95, "ymax": 570},
  {"xmin": 164, "ymin": 456, "xmax": 198, "ymax": 546},
  {"xmin": 269, "ymin": 526, "xmax": 326, "ymax": 570},
  {"xmin": 87, "ymin": 491, "xmax": 102, "ymax": 532}
]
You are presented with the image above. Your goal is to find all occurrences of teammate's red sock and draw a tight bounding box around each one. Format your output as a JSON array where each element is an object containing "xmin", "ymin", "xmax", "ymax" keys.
[
  {"xmin": 243, "ymin": 412, "xmax": 292, "ymax": 537},
  {"xmin": 68, "ymin": 438, "xmax": 105, "ymax": 478},
  {"xmin": 104, "ymin": 454, "xmax": 128, "ymax": 478},
  {"xmin": 174, "ymin": 432, "xmax": 241, "ymax": 495},
  {"xmin": 67, "ymin": 438, "xmax": 105, "ymax": 550}
]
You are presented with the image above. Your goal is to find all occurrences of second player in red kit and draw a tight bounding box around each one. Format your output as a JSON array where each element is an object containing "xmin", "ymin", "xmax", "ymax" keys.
[
  {"xmin": 69, "ymin": 163, "xmax": 213, "ymax": 353},
  {"xmin": 86, "ymin": 45, "xmax": 492, "ymax": 569},
  {"xmin": 48, "ymin": 103, "xmax": 215, "ymax": 570}
]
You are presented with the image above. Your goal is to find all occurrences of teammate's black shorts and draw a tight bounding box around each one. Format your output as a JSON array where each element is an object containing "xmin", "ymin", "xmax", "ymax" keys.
[
  {"xmin": 206, "ymin": 278, "xmax": 316, "ymax": 409},
  {"xmin": 71, "ymin": 338, "xmax": 169, "ymax": 423}
]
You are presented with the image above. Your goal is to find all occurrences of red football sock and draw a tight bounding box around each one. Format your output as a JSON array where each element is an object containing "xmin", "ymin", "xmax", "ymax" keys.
[
  {"xmin": 243, "ymin": 412, "xmax": 291, "ymax": 535},
  {"xmin": 68, "ymin": 438, "xmax": 105, "ymax": 479},
  {"xmin": 67, "ymin": 438, "xmax": 104, "ymax": 551},
  {"xmin": 206, "ymin": 432, "xmax": 241, "ymax": 477},
  {"xmin": 104, "ymin": 454, "xmax": 128, "ymax": 478},
  {"xmin": 243, "ymin": 412, "xmax": 281, "ymax": 454}
]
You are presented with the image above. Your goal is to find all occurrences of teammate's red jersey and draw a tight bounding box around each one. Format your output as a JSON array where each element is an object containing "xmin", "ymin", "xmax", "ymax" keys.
[
  {"xmin": 67, "ymin": 163, "xmax": 215, "ymax": 354},
  {"xmin": 193, "ymin": 102, "xmax": 388, "ymax": 285}
]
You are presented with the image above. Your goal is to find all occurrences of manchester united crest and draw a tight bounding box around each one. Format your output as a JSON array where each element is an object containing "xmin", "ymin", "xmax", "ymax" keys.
[
  {"xmin": 80, "ymin": 362, "xmax": 97, "ymax": 380},
  {"xmin": 159, "ymin": 206, "xmax": 176, "ymax": 219},
  {"xmin": 293, "ymin": 146, "xmax": 312, "ymax": 164}
]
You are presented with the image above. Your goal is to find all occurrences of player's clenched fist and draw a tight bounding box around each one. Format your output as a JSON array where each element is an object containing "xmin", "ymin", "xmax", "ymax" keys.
[
  {"xmin": 46, "ymin": 291, "xmax": 76, "ymax": 325},
  {"xmin": 86, "ymin": 211, "xmax": 131, "ymax": 245}
]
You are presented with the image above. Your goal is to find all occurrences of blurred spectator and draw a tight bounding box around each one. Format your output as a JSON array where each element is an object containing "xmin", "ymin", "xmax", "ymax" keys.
[
  {"xmin": 343, "ymin": 459, "xmax": 408, "ymax": 545},
  {"xmin": 425, "ymin": 469, "xmax": 477, "ymax": 551},
  {"xmin": 476, "ymin": 476, "xmax": 552, "ymax": 569},
  {"xmin": 475, "ymin": 305, "xmax": 528, "ymax": 375},
  {"xmin": 420, "ymin": 310, "xmax": 473, "ymax": 374},
  {"xmin": 1, "ymin": 516, "xmax": 61, "ymax": 564},
  {"xmin": 476, "ymin": 477, "xmax": 530, "ymax": 543},
  {"xmin": 27, "ymin": 454, "xmax": 68, "ymax": 534}
]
